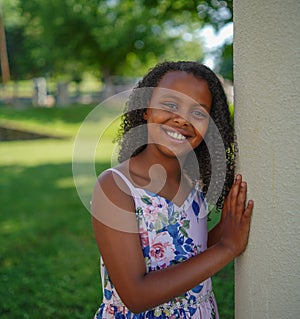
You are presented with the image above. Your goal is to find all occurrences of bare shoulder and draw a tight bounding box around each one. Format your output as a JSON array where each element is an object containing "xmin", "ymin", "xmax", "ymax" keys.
[
  {"xmin": 97, "ymin": 168, "xmax": 116, "ymax": 190},
  {"xmin": 97, "ymin": 164, "xmax": 130, "ymax": 192},
  {"xmin": 93, "ymin": 165, "xmax": 135, "ymax": 213},
  {"xmin": 92, "ymin": 166, "xmax": 138, "ymax": 233}
]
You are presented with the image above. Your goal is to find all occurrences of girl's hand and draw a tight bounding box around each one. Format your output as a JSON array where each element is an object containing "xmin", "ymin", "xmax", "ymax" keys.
[{"xmin": 219, "ymin": 174, "xmax": 254, "ymax": 257}]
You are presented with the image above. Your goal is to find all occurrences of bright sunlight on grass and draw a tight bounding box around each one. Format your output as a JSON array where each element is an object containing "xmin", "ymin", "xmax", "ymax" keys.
[{"xmin": 0, "ymin": 104, "xmax": 233, "ymax": 319}]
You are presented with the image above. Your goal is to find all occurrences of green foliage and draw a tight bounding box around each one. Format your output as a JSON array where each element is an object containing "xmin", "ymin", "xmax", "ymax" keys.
[
  {"xmin": 217, "ymin": 42, "xmax": 233, "ymax": 81},
  {"xmin": 2, "ymin": 0, "xmax": 233, "ymax": 81}
]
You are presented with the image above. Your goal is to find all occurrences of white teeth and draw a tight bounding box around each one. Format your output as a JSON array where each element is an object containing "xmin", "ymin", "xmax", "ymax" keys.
[{"xmin": 166, "ymin": 130, "xmax": 186, "ymax": 140}]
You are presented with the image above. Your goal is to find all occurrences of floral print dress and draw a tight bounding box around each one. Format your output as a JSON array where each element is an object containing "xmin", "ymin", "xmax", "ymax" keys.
[{"xmin": 94, "ymin": 168, "xmax": 219, "ymax": 319}]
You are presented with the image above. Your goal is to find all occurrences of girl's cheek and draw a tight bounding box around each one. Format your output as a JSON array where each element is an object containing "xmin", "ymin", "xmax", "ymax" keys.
[{"xmin": 193, "ymin": 120, "xmax": 209, "ymax": 136}]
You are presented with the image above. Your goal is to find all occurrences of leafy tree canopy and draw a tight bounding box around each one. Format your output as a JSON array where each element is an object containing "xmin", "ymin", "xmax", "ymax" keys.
[{"xmin": 1, "ymin": 0, "xmax": 233, "ymax": 81}]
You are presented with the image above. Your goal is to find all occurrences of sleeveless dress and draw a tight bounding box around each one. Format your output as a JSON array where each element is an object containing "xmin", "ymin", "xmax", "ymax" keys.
[{"xmin": 94, "ymin": 168, "xmax": 219, "ymax": 319}]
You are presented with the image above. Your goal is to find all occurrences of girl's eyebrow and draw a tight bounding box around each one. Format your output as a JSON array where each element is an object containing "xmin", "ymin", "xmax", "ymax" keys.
[
  {"xmin": 158, "ymin": 93, "xmax": 181, "ymax": 102},
  {"xmin": 159, "ymin": 93, "xmax": 210, "ymax": 111}
]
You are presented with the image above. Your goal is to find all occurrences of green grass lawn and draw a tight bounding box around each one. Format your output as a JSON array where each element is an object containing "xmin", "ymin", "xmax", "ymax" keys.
[{"xmin": 0, "ymin": 105, "xmax": 233, "ymax": 318}]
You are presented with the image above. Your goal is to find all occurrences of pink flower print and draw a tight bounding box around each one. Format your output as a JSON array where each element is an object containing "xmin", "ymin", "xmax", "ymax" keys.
[
  {"xmin": 108, "ymin": 305, "xmax": 115, "ymax": 315},
  {"xmin": 143, "ymin": 196, "xmax": 168, "ymax": 224},
  {"xmin": 139, "ymin": 228, "xmax": 149, "ymax": 247},
  {"xmin": 149, "ymin": 231, "xmax": 175, "ymax": 268}
]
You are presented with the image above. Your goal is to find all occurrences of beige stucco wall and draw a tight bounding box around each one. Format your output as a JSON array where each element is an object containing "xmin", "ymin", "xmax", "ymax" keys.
[{"xmin": 234, "ymin": 0, "xmax": 300, "ymax": 318}]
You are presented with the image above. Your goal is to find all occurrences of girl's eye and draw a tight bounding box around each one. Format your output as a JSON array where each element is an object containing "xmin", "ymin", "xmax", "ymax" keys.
[
  {"xmin": 192, "ymin": 109, "xmax": 208, "ymax": 119},
  {"xmin": 162, "ymin": 102, "xmax": 178, "ymax": 110}
]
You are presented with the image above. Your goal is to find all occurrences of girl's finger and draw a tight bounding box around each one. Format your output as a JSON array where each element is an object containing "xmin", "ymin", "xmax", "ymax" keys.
[
  {"xmin": 235, "ymin": 174, "xmax": 242, "ymax": 185},
  {"xmin": 236, "ymin": 181, "xmax": 247, "ymax": 215},
  {"xmin": 243, "ymin": 200, "xmax": 254, "ymax": 218},
  {"xmin": 229, "ymin": 176, "xmax": 242, "ymax": 215}
]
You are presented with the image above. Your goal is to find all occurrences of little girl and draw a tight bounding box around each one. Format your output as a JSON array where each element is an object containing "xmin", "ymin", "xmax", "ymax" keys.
[{"xmin": 91, "ymin": 61, "xmax": 253, "ymax": 318}]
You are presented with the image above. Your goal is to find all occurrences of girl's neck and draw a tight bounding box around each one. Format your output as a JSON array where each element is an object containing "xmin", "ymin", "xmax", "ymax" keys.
[
  {"xmin": 134, "ymin": 147, "xmax": 184, "ymax": 180},
  {"xmin": 117, "ymin": 148, "xmax": 193, "ymax": 206}
]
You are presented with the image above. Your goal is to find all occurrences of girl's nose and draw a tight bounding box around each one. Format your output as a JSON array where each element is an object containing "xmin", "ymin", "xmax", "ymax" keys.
[{"xmin": 173, "ymin": 113, "xmax": 190, "ymax": 127}]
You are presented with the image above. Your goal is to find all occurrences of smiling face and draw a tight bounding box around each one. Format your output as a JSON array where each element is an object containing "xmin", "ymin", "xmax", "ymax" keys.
[{"xmin": 143, "ymin": 71, "xmax": 212, "ymax": 159}]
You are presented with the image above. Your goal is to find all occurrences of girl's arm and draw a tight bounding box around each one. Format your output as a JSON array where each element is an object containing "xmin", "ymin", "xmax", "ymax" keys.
[
  {"xmin": 92, "ymin": 172, "xmax": 253, "ymax": 314},
  {"xmin": 207, "ymin": 221, "xmax": 222, "ymax": 248}
]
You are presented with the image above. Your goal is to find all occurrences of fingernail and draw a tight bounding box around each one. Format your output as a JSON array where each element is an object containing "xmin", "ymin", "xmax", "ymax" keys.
[{"xmin": 241, "ymin": 182, "xmax": 246, "ymax": 188}]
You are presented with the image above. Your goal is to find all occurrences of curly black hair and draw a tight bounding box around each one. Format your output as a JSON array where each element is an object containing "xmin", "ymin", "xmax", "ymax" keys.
[{"xmin": 115, "ymin": 61, "xmax": 235, "ymax": 210}]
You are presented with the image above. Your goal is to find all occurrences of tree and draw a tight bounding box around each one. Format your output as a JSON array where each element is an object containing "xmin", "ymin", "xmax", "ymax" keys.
[
  {"xmin": 3, "ymin": 0, "xmax": 233, "ymax": 81},
  {"xmin": 217, "ymin": 42, "xmax": 233, "ymax": 81}
]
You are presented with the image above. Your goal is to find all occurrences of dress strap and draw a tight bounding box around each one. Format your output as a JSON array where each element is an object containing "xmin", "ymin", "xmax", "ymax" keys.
[{"xmin": 108, "ymin": 168, "xmax": 136, "ymax": 194}]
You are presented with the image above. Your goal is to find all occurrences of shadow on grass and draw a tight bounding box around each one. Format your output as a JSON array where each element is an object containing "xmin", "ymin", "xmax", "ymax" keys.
[
  {"xmin": 0, "ymin": 161, "xmax": 233, "ymax": 319},
  {"xmin": 0, "ymin": 104, "xmax": 123, "ymax": 126},
  {"xmin": 0, "ymin": 161, "xmax": 110, "ymax": 319},
  {"xmin": 0, "ymin": 105, "xmax": 91, "ymax": 125}
]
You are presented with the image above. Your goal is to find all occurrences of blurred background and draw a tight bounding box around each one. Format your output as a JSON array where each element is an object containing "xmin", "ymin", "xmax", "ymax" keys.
[{"xmin": 0, "ymin": 1, "xmax": 234, "ymax": 318}]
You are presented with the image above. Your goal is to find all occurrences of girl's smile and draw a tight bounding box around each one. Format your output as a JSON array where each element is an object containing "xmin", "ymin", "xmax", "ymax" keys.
[{"xmin": 164, "ymin": 127, "xmax": 188, "ymax": 141}]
